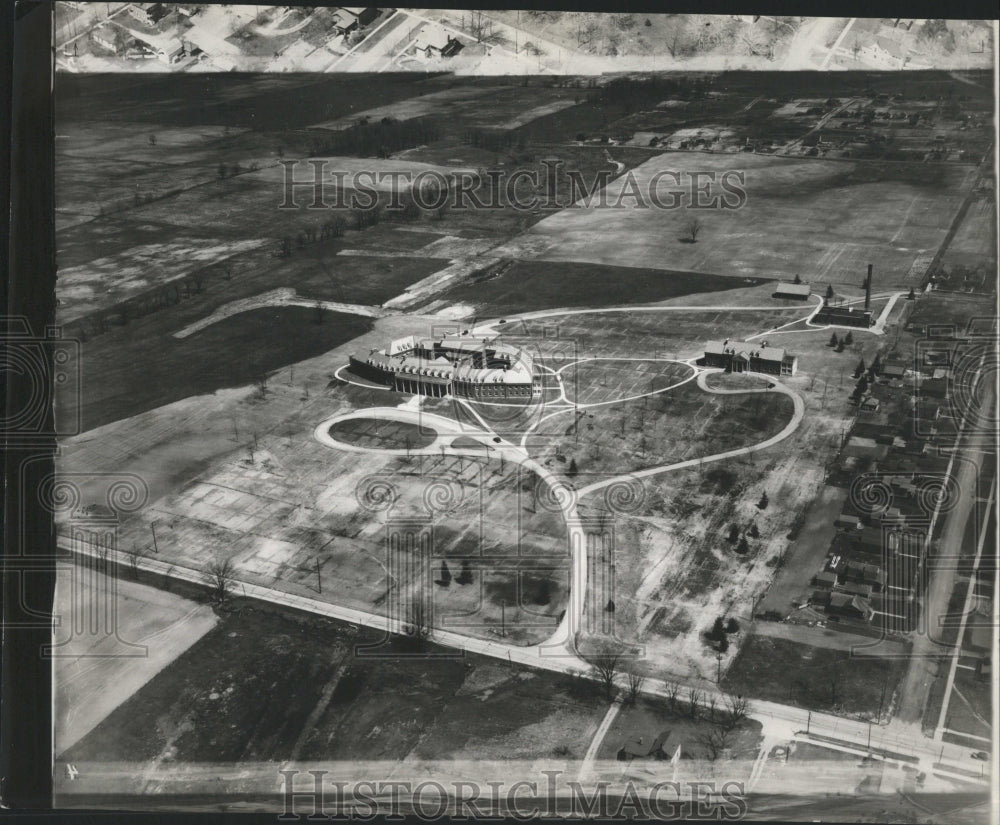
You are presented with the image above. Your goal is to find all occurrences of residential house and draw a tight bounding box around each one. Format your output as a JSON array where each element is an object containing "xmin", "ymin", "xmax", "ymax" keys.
[{"xmin": 828, "ymin": 592, "xmax": 874, "ymax": 621}]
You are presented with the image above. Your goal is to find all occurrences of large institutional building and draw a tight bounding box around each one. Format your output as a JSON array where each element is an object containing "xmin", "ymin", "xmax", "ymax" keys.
[
  {"xmin": 349, "ymin": 332, "xmax": 540, "ymax": 400},
  {"xmin": 702, "ymin": 339, "xmax": 798, "ymax": 376}
]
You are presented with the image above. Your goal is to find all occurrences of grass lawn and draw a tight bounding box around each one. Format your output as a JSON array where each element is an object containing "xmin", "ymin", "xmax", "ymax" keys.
[
  {"xmin": 722, "ymin": 633, "xmax": 907, "ymax": 719},
  {"xmin": 329, "ymin": 417, "xmax": 437, "ymax": 450},
  {"xmin": 61, "ymin": 306, "xmax": 372, "ymax": 431},
  {"xmin": 437, "ymin": 260, "xmax": 764, "ymax": 316}
]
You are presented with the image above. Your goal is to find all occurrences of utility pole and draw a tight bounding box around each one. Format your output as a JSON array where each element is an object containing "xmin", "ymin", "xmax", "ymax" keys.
[
  {"xmin": 806, "ymin": 711, "xmax": 811, "ymax": 734},
  {"xmin": 716, "ymin": 651, "xmax": 723, "ymax": 684},
  {"xmin": 501, "ymin": 599, "xmax": 506, "ymax": 637},
  {"xmin": 316, "ymin": 557, "xmax": 322, "ymax": 594},
  {"xmin": 150, "ymin": 521, "xmax": 159, "ymax": 554}
]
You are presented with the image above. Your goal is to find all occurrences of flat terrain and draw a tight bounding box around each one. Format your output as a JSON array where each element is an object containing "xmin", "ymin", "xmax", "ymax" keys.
[
  {"xmin": 54, "ymin": 569, "xmax": 217, "ymax": 755},
  {"xmin": 722, "ymin": 633, "xmax": 907, "ymax": 718},
  {"xmin": 51, "ymin": 71, "xmax": 995, "ymax": 785},
  {"xmin": 62, "ymin": 603, "xmax": 608, "ymax": 764},
  {"xmin": 495, "ymin": 154, "xmax": 976, "ymax": 288}
]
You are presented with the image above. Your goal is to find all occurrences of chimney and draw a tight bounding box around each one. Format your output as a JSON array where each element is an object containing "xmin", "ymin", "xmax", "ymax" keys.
[{"xmin": 865, "ymin": 264, "xmax": 872, "ymax": 311}]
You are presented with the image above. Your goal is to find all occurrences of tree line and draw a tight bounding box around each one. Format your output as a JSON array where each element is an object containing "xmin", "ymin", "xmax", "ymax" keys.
[{"xmin": 306, "ymin": 116, "xmax": 442, "ymax": 158}]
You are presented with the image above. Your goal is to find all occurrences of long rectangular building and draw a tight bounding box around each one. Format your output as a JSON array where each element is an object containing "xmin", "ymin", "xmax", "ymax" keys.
[{"xmin": 702, "ymin": 339, "xmax": 797, "ymax": 376}]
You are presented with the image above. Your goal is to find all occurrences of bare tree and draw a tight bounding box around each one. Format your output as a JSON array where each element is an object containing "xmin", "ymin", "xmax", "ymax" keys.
[
  {"xmin": 587, "ymin": 643, "xmax": 622, "ymax": 700},
  {"xmin": 695, "ymin": 727, "xmax": 731, "ymax": 761},
  {"xmin": 686, "ymin": 217, "xmax": 702, "ymax": 242},
  {"xmin": 625, "ymin": 671, "xmax": 645, "ymax": 705},
  {"xmin": 720, "ymin": 694, "xmax": 750, "ymax": 731},
  {"xmin": 706, "ymin": 694, "xmax": 718, "ymax": 722},
  {"xmin": 124, "ymin": 543, "xmax": 145, "ymax": 579},
  {"xmin": 664, "ymin": 680, "xmax": 681, "ymax": 714},
  {"xmin": 686, "ymin": 687, "xmax": 702, "ymax": 720},
  {"xmin": 206, "ymin": 558, "xmax": 235, "ymax": 604}
]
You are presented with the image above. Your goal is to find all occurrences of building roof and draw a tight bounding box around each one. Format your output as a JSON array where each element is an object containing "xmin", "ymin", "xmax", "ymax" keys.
[
  {"xmin": 829, "ymin": 592, "xmax": 872, "ymax": 615},
  {"xmin": 414, "ymin": 26, "xmax": 455, "ymax": 52},
  {"xmin": 775, "ymin": 282, "xmax": 812, "ymax": 296},
  {"xmin": 705, "ymin": 340, "xmax": 785, "ymax": 363}
]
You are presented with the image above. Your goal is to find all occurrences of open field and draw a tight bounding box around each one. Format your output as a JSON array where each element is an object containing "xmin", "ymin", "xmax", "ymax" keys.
[
  {"xmin": 311, "ymin": 81, "xmax": 578, "ymax": 131},
  {"xmin": 61, "ymin": 306, "xmax": 372, "ymax": 431},
  {"xmin": 722, "ymin": 633, "xmax": 908, "ymax": 718},
  {"xmin": 435, "ymin": 260, "xmax": 765, "ymax": 316},
  {"xmin": 54, "ymin": 569, "xmax": 217, "ymax": 756},
  {"xmin": 61, "ymin": 602, "xmax": 608, "ymax": 764},
  {"xmin": 494, "ymin": 153, "xmax": 977, "ymax": 288}
]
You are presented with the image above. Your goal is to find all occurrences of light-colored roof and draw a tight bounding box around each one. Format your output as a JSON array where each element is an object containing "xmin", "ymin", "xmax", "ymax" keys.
[
  {"xmin": 705, "ymin": 340, "xmax": 785, "ymax": 363},
  {"xmin": 775, "ymin": 282, "xmax": 812, "ymax": 295}
]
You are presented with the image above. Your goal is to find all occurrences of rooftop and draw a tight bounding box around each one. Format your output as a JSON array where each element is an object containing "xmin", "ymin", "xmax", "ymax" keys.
[{"xmin": 705, "ymin": 339, "xmax": 786, "ymax": 363}]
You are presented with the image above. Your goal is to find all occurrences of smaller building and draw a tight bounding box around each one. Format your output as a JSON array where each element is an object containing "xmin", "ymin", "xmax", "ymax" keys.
[
  {"xmin": 157, "ymin": 39, "xmax": 185, "ymax": 64},
  {"xmin": 340, "ymin": 6, "xmax": 379, "ymax": 25},
  {"xmin": 330, "ymin": 9, "xmax": 359, "ymax": 33},
  {"xmin": 702, "ymin": 339, "xmax": 797, "ymax": 376},
  {"xmin": 92, "ymin": 24, "xmax": 119, "ymax": 53},
  {"xmin": 881, "ymin": 362, "xmax": 907, "ymax": 380},
  {"xmin": 774, "ymin": 281, "xmax": 812, "ymax": 300},
  {"xmin": 413, "ymin": 28, "xmax": 465, "ymax": 59},
  {"xmin": 813, "ymin": 570, "xmax": 838, "ymax": 588},
  {"xmin": 127, "ymin": 2, "xmax": 169, "ymax": 26},
  {"xmin": 859, "ymin": 395, "xmax": 881, "ymax": 412},
  {"xmin": 844, "ymin": 560, "xmax": 886, "ymax": 592},
  {"xmin": 835, "ymin": 514, "xmax": 862, "ymax": 531},
  {"xmin": 814, "ymin": 304, "xmax": 874, "ymax": 328},
  {"xmin": 827, "ymin": 592, "xmax": 874, "ymax": 622}
]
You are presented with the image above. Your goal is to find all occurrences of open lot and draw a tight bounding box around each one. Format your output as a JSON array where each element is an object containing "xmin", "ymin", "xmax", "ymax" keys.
[
  {"xmin": 61, "ymin": 603, "xmax": 607, "ymax": 764},
  {"xmin": 722, "ymin": 633, "xmax": 908, "ymax": 718},
  {"xmin": 494, "ymin": 153, "xmax": 977, "ymax": 288},
  {"xmin": 435, "ymin": 260, "xmax": 764, "ymax": 317},
  {"xmin": 54, "ymin": 569, "xmax": 217, "ymax": 756}
]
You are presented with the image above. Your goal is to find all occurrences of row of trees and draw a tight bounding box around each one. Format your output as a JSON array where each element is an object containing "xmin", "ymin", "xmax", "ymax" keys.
[
  {"xmin": 306, "ymin": 116, "xmax": 442, "ymax": 159},
  {"xmin": 72, "ymin": 262, "xmax": 224, "ymax": 342},
  {"xmin": 277, "ymin": 195, "xmax": 447, "ymax": 258}
]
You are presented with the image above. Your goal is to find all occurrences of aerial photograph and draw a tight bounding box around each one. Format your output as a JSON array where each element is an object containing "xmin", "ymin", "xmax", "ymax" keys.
[{"xmin": 46, "ymin": 4, "xmax": 996, "ymax": 820}]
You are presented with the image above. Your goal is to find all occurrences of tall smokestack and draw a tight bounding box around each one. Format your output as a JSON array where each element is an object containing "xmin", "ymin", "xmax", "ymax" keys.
[{"xmin": 865, "ymin": 264, "xmax": 872, "ymax": 311}]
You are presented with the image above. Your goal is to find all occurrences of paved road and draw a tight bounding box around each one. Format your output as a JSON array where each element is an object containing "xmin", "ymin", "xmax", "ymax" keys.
[{"xmin": 895, "ymin": 344, "xmax": 995, "ymax": 727}]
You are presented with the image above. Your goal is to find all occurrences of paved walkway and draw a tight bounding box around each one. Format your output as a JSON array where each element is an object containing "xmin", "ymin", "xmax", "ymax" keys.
[{"xmin": 173, "ymin": 288, "xmax": 385, "ymax": 338}]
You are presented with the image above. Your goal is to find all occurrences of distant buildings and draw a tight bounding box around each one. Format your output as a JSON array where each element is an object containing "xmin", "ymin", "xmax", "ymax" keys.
[
  {"xmin": 127, "ymin": 2, "xmax": 169, "ymax": 26},
  {"xmin": 702, "ymin": 339, "xmax": 797, "ymax": 377}
]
